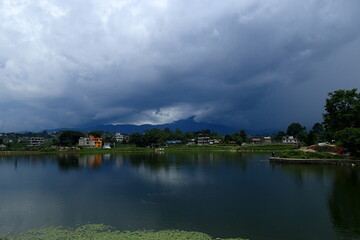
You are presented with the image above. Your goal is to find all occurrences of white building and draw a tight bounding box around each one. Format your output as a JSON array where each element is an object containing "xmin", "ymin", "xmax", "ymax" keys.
[
  {"xmin": 198, "ymin": 135, "xmax": 210, "ymax": 145},
  {"xmin": 282, "ymin": 136, "xmax": 298, "ymax": 144},
  {"xmin": 78, "ymin": 137, "xmax": 95, "ymax": 147},
  {"xmin": 115, "ymin": 133, "xmax": 124, "ymax": 143},
  {"xmin": 29, "ymin": 137, "xmax": 44, "ymax": 146}
]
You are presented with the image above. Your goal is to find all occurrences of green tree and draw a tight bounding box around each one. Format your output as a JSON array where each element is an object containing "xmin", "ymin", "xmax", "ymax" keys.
[
  {"xmin": 323, "ymin": 89, "xmax": 360, "ymax": 136},
  {"xmin": 304, "ymin": 130, "xmax": 317, "ymax": 146},
  {"xmin": 312, "ymin": 122, "xmax": 324, "ymax": 135},
  {"xmin": 144, "ymin": 128, "xmax": 166, "ymax": 147},
  {"xmin": 233, "ymin": 130, "xmax": 247, "ymax": 144},
  {"xmin": 58, "ymin": 131, "xmax": 85, "ymax": 146},
  {"xmin": 286, "ymin": 123, "xmax": 306, "ymax": 137},
  {"xmin": 128, "ymin": 132, "xmax": 146, "ymax": 147},
  {"xmin": 274, "ymin": 131, "xmax": 286, "ymax": 142},
  {"xmin": 224, "ymin": 134, "xmax": 234, "ymax": 143},
  {"xmin": 88, "ymin": 130, "xmax": 102, "ymax": 138},
  {"xmin": 334, "ymin": 128, "xmax": 360, "ymax": 156}
]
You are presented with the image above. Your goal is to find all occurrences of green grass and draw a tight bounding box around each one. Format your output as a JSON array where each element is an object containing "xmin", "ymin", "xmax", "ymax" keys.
[
  {"xmin": 276, "ymin": 150, "xmax": 352, "ymax": 159},
  {"xmin": 164, "ymin": 145, "xmax": 239, "ymax": 151},
  {"xmin": 237, "ymin": 144, "xmax": 297, "ymax": 152},
  {"xmin": 1, "ymin": 144, "xmax": 298, "ymax": 154},
  {"xmin": 5, "ymin": 224, "xmax": 247, "ymax": 240}
]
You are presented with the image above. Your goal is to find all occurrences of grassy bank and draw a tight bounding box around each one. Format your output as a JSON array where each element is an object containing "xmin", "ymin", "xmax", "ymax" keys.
[
  {"xmin": 4, "ymin": 224, "xmax": 247, "ymax": 240},
  {"xmin": 237, "ymin": 144, "xmax": 297, "ymax": 152},
  {"xmin": 0, "ymin": 144, "xmax": 298, "ymax": 155},
  {"xmin": 276, "ymin": 150, "xmax": 357, "ymax": 160}
]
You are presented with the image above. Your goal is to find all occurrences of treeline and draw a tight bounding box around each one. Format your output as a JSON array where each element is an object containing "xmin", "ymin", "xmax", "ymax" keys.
[
  {"xmin": 273, "ymin": 88, "xmax": 360, "ymax": 156},
  {"xmin": 273, "ymin": 122, "xmax": 325, "ymax": 146},
  {"xmin": 54, "ymin": 128, "xmax": 248, "ymax": 148},
  {"xmin": 128, "ymin": 129, "xmax": 247, "ymax": 147}
]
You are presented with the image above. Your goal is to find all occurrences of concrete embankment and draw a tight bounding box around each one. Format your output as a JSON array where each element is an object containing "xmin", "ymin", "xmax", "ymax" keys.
[{"xmin": 269, "ymin": 157, "xmax": 360, "ymax": 166}]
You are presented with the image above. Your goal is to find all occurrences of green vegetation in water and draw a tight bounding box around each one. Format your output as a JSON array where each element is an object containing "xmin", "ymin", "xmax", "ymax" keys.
[{"xmin": 5, "ymin": 224, "xmax": 247, "ymax": 240}]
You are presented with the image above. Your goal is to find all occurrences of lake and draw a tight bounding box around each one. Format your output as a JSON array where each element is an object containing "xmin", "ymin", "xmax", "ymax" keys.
[{"xmin": 0, "ymin": 152, "xmax": 359, "ymax": 240}]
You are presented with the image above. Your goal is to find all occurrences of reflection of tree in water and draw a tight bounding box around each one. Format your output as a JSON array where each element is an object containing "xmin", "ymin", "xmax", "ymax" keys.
[
  {"xmin": 329, "ymin": 168, "xmax": 360, "ymax": 238},
  {"xmin": 57, "ymin": 154, "xmax": 80, "ymax": 170},
  {"xmin": 277, "ymin": 164, "xmax": 333, "ymax": 187}
]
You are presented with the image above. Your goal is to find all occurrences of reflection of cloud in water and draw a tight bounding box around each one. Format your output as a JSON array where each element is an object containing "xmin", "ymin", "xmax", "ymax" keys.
[{"xmin": 135, "ymin": 165, "xmax": 209, "ymax": 187}]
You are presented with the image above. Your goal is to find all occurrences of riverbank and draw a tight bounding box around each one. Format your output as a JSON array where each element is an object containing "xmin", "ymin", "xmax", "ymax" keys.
[
  {"xmin": 0, "ymin": 144, "xmax": 297, "ymax": 155},
  {"xmin": 4, "ymin": 224, "xmax": 247, "ymax": 240}
]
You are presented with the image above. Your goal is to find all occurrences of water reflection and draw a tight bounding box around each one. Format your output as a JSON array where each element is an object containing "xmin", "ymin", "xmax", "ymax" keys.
[
  {"xmin": 0, "ymin": 152, "xmax": 247, "ymax": 171},
  {"xmin": 277, "ymin": 164, "xmax": 360, "ymax": 239},
  {"xmin": 2, "ymin": 153, "xmax": 360, "ymax": 239},
  {"xmin": 329, "ymin": 168, "xmax": 360, "ymax": 239},
  {"xmin": 0, "ymin": 152, "xmax": 250, "ymax": 238}
]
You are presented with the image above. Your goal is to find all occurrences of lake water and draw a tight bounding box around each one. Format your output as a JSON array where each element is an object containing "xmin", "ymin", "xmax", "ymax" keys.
[{"xmin": 0, "ymin": 152, "xmax": 359, "ymax": 240}]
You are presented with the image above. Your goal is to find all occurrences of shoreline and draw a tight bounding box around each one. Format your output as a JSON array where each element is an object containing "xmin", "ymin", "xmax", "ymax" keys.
[
  {"xmin": 0, "ymin": 144, "xmax": 297, "ymax": 155},
  {"xmin": 269, "ymin": 157, "xmax": 360, "ymax": 166}
]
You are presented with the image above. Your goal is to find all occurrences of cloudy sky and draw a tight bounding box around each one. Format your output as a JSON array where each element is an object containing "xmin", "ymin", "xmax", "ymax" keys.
[{"xmin": 1, "ymin": 0, "xmax": 360, "ymax": 132}]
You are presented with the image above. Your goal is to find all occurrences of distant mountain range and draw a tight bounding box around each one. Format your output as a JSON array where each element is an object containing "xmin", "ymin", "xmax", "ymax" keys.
[{"xmin": 48, "ymin": 117, "xmax": 280, "ymax": 135}]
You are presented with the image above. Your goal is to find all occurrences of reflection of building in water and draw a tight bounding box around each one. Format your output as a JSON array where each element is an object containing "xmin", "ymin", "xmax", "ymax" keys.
[
  {"xmin": 114, "ymin": 155, "xmax": 124, "ymax": 168},
  {"xmin": 78, "ymin": 155, "xmax": 103, "ymax": 168}
]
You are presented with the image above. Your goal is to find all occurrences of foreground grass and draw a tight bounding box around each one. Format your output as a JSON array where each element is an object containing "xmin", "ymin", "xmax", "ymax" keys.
[{"xmin": 5, "ymin": 224, "xmax": 247, "ymax": 240}]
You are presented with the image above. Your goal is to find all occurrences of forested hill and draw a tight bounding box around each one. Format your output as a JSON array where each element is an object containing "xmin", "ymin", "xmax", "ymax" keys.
[{"xmin": 47, "ymin": 117, "xmax": 237, "ymax": 134}]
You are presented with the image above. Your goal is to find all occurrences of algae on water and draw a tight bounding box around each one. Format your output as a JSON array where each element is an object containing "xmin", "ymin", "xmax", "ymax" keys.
[{"xmin": 6, "ymin": 224, "xmax": 247, "ymax": 240}]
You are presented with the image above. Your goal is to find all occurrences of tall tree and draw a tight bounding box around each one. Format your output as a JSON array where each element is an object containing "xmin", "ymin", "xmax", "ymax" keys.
[
  {"xmin": 323, "ymin": 89, "xmax": 360, "ymax": 134},
  {"xmin": 334, "ymin": 128, "xmax": 360, "ymax": 156},
  {"xmin": 58, "ymin": 131, "xmax": 85, "ymax": 146},
  {"xmin": 88, "ymin": 130, "xmax": 103, "ymax": 138},
  {"xmin": 312, "ymin": 122, "xmax": 324, "ymax": 135},
  {"xmin": 286, "ymin": 123, "xmax": 306, "ymax": 137},
  {"xmin": 274, "ymin": 131, "xmax": 286, "ymax": 142}
]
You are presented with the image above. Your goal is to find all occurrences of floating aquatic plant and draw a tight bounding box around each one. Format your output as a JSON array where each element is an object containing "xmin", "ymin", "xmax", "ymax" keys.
[{"xmin": 6, "ymin": 224, "xmax": 247, "ymax": 240}]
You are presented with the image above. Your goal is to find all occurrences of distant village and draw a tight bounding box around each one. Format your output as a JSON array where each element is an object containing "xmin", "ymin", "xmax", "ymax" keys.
[{"xmin": 0, "ymin": 129, "xmax": 301, "ymax": 151}]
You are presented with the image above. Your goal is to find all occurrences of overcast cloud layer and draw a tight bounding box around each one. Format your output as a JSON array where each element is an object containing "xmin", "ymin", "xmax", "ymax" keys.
[{"xmin": 1, "ymin": 0, "xmax": 360, "ymax": 132}]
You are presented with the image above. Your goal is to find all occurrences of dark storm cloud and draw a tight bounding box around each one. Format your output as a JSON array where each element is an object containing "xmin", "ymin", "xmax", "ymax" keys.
[{"xmin": 1, "ymin": 0, "xmax": 360, "ymax": 131}]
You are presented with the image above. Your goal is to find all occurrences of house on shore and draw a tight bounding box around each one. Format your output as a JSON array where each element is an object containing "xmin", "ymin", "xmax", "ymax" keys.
[
  {"xmin": 79, "ymin": 135, "xmax": 103, "ymax": 148},
  {"xmin": 29, "ymin": 137, "xmax": 44, "ymax": 147},
  {"xmin": 263, "ymin": 137, "xmax": 272, "ymax": 144},
  {"xmin": 251, "ymin": 138, "xmax": 262, "ymax": 144},
  {"xmin": 197, "ymin": 135, "xmax": 210, "ymax": 145},
  {"xmin": 115, "ymin": 133, "xmax": 124, "ymax": 143},
  {"xmin": 79, "ymin": 137, "xmax": 94, "ymax": 147},
  {"xmin": 282, "ymin": 136, "xmax": 298, "ymax": 144}
]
